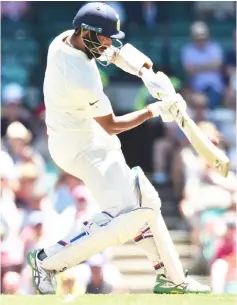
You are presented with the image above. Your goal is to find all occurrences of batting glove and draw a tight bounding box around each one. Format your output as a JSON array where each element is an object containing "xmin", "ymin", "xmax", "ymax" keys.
[
  {"xmin": 141, "ymin": 69, "xmax": 176, "ymax": 100},
  {"xmin": 146, "ymin": 94, "xmax": 187, "ymax": 122}
]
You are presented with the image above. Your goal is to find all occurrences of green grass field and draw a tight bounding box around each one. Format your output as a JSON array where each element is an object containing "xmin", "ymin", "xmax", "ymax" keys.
[{"xmin": 1, "ymin": 294, "xmax": 236, "ymax": 305}]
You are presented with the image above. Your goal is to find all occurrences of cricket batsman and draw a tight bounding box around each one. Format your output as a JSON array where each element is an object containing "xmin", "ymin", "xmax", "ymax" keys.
[{"xmin": 27, "ymin": 2, "xmax": 211, "ymax": 294}]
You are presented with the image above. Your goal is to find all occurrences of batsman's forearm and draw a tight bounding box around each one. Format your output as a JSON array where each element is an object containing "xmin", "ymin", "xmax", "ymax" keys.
[{"xmin": 111, "ymin": 108, "xmax": 152, "ymax": 134}]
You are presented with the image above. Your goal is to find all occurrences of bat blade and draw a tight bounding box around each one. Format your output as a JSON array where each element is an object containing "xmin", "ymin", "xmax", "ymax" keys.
[{"xmin": 169, "ymin": 103, "xmax": 229, "ymax": 177}]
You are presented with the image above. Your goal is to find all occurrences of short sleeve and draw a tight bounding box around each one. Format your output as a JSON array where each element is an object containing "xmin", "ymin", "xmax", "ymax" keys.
[
  {"xmin": 69, "ymin": 58, "xmax": 114, "ymax": 117},
  {"xmin": 211, "ymin": 42, "xmax": 223, "ymax": 62},
  {"xmin": 181, "ymin": 45, "xmax": 194, "ymax": 67},
  {"xmin": 83, "ymin": 87, "xmax": 113, "ymax": 117}
]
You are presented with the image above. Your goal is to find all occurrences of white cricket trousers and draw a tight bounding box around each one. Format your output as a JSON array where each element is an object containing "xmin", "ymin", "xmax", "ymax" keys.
[{"xmin": 48, "ymin": 134, "xmax": 137, "ymax": 216}]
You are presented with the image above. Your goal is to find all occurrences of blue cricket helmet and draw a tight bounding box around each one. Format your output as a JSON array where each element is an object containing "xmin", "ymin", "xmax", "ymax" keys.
[{"xmin": 73, "ymin": 2, "xmax": 125, "ymax": 40}]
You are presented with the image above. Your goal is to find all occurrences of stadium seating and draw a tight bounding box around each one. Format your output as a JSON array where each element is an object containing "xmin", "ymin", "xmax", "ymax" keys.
[
  {"xmin": 2, "ymin": 38, "xmax": 40, "ymax": 88},
  {"xmin": 2, "ymin": 4, "xmax": 235, "ymax": 86}
]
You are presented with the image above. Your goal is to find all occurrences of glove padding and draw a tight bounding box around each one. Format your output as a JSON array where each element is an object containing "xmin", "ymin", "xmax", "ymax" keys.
[
  {"xmin": 110, "ymin": 44, "xmax": 153, "ymax": 76},
  {"xmin": 147, "ymin": 94, "xmax": 187, "ymax": 122},
  {"xmin": 141, "ymin": 69, "xmax": 176, "ymax": 100}
]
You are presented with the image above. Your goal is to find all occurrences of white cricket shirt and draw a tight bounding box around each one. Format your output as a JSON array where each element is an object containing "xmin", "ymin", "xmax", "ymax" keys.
[{"xmin": 43, "ymin": 30, "xmax": 120, "ymax": 151}]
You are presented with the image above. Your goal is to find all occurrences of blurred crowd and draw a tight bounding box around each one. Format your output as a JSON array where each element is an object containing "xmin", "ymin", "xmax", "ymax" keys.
[
  {"xmin": 0, "ymin": 147, "xmax": 126, "ymax": 295},
  {"xmin": 150, "ymin": 21, "xmax": 237, "ymax": 294},
  {"xmin": 1, "ymin": 1, "xmax": 236, "ymax": 296}
]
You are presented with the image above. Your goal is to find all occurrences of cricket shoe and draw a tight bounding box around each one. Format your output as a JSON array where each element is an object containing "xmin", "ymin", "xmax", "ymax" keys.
[
  {"xmin": 27, "ymin": 249, "xmax": 57, "ymax": 294},
  {"xmin": 153, "ymin": 271, "xmax": 211, "ymax": 294}
]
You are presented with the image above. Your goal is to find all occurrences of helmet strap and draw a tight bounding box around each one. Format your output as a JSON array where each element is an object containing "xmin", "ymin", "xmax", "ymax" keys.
[{"xmin": 81, "ymin": 29, "xmax": 123, "ymax": 66}]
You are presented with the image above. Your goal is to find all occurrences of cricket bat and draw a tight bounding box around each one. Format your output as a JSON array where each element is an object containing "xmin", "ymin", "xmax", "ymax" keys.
[{"xmin": 169, "ymin": 102, "xmax": 229, "ymax": 177}]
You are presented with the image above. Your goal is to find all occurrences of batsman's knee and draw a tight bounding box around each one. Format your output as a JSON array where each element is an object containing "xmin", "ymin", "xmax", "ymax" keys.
[
  {"xmin": 90, "ymin": 207, "xmax": 154, "ymax": 231},
  {"xmin": 132, "ymin": 166, "xmax": 161, "ymax": 212}
]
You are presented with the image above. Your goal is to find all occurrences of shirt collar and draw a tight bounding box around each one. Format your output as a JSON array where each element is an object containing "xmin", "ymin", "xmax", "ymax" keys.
[{"xmin": 57, "ymin": 30, "xmax": 89, "ymax": 60}]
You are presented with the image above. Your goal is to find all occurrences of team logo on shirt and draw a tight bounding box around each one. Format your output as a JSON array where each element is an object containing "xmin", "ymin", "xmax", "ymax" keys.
[{"xmin": 89, "ymin": 100, "xmax": 99, "ymax": 106}]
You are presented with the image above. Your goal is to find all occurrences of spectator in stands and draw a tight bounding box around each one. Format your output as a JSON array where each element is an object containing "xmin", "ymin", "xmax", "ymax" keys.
[
  {"xmin": 20, "ymin": 211, "xmax": 45, "ymax": 257},
  {"xmin": 211, "ymin": 220, "xmax": 237, "ymax": 293},
  {"xmin": 152, "ymin": 122, "xmax": 179, "ymax": 184},
  {"xmin": 217, "ymin": 118, "xmax": 236, "ymax": 172},
  {"xmin": 56, "ymin": 184, "xmax": 100, "ymax": 244},
  {"xmin": 141, "ymin": 2, "xmax": 158, "ymax": 29},
  {"xmin": 72, "ymin": 185, "xmax": 97, "ymax": 224},
  {"xmin": 1, "ymin": 1, "xmax": 30, "ymax": 22},
  {"xmin": 57, "ymin": 267, "xmax": 85, "ymax": 298},
  {"xmin": 223, "ymin": 29, "xmax": 236, "ymax": 110},
  {"xmin": 181, "ymin": 22, "xmax": 224, "ymax": 109},
  {"xmin": 14, "ymin": 163, "xmax": 60, "ymax": 248},
  {"xmin": 179, "ymin": 122, "xmax": 237, "ymax": 252},
  {"xmin": 18, "ymin": 265, "xmax": 35, "ymax": 295},
  {"xmin": 52, "ymin": 172, "xmax": 83, "ymax": 214},
  {"xmin": 86, "ymin": 254, "xmax": 113, "ymax": 294},
  {"xmin": 1, "ymin": 83, "xmax": 35, "ymax": 139},
  {"xmin": 20, "ymin": 176, "xmax": 61, "ymax": 245},
  {"xmin": 19, "ymin": 202, "xmax": 60, "ymax": 294},
  {"xmin": 32, "ymin": 105, "xmax": 51, "ymax": 163},
  {"xmin": 225, "ymin": 30, "xmax": 236, "ymax": 86},
  {"xmin": 14, "ymin": 162, "xmax": 39, "ymax": 211},
  {"xmin": 2, "ymin": 271, "xmax": 21, "ymax": 294},
  {"xmin": 0, "ymin": 151, "xmax": 21, "ymax": 241},
  {"xmin": 194, "ymin": 2, "xmax": 236, "ymax": 21},
  {"xmin": 1, "ymin": 221, "xmax": 24, "ymax": 290},
  {"xmin": 189, "ymin": 93, "xmax": 212, "ymax": 123},
  {"xmin": 0, "ymin": 150, "xmax": 24, "ymax": 288},
  {"xmin": 212, "ymin": 221, "xmax": 236, "ymax": 264},
  {"xmin": 0, "ymin": 149, "xmax": 17, "ymax": 189},
  {"xmin": 5, "ymin": 122, "xmax": 46, "ymax": 179},
  {"xmin": 211, "ymin": 103, "xmax": 236, "ymax": 172},
  {"xmin": 1, "ymin": 238, "xmax": 24, "ymax": 292}
]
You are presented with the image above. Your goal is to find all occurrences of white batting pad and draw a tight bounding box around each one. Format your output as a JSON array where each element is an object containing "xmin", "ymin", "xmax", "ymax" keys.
[
  {"xmin": 132, "ymin": 166, "xmax": 185, "ymax": 284},
  {"xmin": 134, "ymin": 225, "xmax": 166, "ymax": 274},
  {"xmin": 149, "ymin": 212, "xmax": 185, "ymax": 284},
  {"xmin": 42, "ymin": 208, "xmax": 154, "ymax": 272},
  {"xmin": 132, "ymin": 166, "xmax": 161, "ymax": 212}
]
